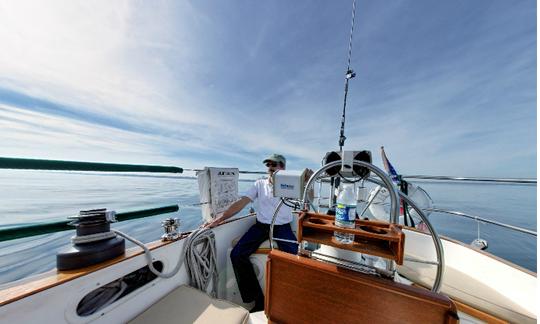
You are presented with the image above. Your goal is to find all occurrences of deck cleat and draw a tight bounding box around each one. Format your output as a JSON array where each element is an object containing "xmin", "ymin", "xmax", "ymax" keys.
[{"xmin": 161, "ymin": 218, "xmax": 181, "ymax": 241}]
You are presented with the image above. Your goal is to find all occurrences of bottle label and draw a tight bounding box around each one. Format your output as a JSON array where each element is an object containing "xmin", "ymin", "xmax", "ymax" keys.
[{"xmin": 336, "ymin": 203, "xmax": 356, "ymax": 222}]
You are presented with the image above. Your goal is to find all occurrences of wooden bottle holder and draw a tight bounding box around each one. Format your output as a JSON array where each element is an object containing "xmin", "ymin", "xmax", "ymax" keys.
[{"xmin": 297, "ymin": 211, "xmax": 405, "ymax": 265}]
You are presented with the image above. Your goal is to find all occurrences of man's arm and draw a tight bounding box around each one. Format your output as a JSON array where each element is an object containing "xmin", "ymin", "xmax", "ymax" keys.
[{"xmin": 206, "ymin": 196, "xmax": 252, "ymax": 228}]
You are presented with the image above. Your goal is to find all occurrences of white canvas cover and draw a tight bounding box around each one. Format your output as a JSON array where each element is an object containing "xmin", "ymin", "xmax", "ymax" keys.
[{"xmin": 197, "ymin": 167, "xmax": 239, "ymax": 222}]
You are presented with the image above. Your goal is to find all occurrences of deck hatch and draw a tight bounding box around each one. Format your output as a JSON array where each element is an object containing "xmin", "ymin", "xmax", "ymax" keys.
[{"xmin": 77, "ymin": 261, "xmax": 163, "ymax": 316}]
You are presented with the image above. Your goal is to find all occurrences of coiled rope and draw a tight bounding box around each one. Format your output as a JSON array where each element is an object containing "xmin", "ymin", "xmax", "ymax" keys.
[
  {"xmin": 184, "ymin": 228, "xmax": 219, "ymax": 297},
  {"xmin": 113, "ymin": 227, "xmax": 219, "ymax": 297}
]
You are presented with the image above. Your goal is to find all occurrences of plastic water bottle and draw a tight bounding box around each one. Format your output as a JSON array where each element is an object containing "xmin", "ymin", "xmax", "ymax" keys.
[{"xmin": 334, "ymin": 183, "xmax": 356, "ymax": 244}]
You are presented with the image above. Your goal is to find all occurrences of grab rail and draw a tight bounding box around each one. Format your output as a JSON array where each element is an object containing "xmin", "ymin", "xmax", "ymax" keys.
[
  {"xmin": 0, "ymin": 157, "xmax": 185, "ymax": 242},
  {"xmin": 0, "ymin": 205, "xmax": 180, "ymax": 242},
  {"xmin": 0, "ymin": 157, "xmax": 183, "ymax": 173}
]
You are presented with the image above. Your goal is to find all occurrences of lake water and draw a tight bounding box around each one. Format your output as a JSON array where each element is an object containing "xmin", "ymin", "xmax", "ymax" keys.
[{"xmin": 0, "ymin": 170, "xmax": 536, "ymax": 286}]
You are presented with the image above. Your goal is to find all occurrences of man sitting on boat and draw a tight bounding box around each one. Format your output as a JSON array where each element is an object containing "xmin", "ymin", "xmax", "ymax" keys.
[{"xmin": 206, "ymin": 153, "xmax": 298, "ymax": 312}]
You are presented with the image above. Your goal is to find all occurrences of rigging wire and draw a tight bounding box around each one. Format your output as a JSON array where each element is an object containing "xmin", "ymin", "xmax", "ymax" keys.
[
  {"xmin": 345, "ymin": 0, "xmax": 357, "ymax": 72},
  {"xmin": 338, "ymin": 0, "xmax": 357, "ymax": 152}
]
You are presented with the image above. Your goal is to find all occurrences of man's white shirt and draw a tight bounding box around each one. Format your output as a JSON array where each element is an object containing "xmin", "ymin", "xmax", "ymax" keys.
[{"xmin": 244, "ymin": 178, "xmax": 292, "ymax": 225}]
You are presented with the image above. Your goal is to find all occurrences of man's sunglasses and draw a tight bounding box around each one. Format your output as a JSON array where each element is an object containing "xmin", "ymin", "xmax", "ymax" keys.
[{"xmin": 265, "ymin": 162, "xmax": 278, "ymax": 168}]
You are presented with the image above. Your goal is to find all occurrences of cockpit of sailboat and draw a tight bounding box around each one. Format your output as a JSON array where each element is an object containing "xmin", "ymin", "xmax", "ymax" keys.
[{"xmin": 0, "ymin": 154, "xmax": 535, "ymax": 323}]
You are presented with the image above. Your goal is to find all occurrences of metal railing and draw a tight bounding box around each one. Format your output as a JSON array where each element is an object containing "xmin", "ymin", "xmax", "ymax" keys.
[
  {"xmin": 234, "ymin": 168, "xmax": 536, "ymax": 239},
  {"xmin": 312, "ymin": 176, "xmax": 536, "ymax": 185},
  {"xmin": 311, "ymin": 194, "xmax": 536, "ymax": 237},
  {"xmin": 426, "ymin": 208, "xmax": 536, "ymax": 236},
  {"xmin": 402, "ymin": 175, "xmax": 536, "ymax": 184},
  {"xmin": 183, "ymin": 168, "xmax": 537, "ymax": 185}
]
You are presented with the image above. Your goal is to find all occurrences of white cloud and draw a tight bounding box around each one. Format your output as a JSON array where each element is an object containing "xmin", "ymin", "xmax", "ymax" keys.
[
  {"xmin": 0, "ymin": 1, "xmax": 535, "ymax": 177},
  {"xmin": 0, "ymin": 0, "xmax": 221, "ymax": 128}
]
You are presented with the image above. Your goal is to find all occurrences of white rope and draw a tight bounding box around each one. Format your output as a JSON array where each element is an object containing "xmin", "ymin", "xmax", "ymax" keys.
[
  {"xmin": 71, "ymin": 231, "xmax": 116, "ymax": 244},
  {"xmin": 112, "ymin": 227, "xmax": 219, "ymax": 297},
  {"xmin": 184, "ymin": 228, "xmax": 219, "ymax": 298}
]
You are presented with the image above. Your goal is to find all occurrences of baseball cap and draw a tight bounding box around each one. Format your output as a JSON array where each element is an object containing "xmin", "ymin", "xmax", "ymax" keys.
[{"xmin": 263, "ymin": 153, "xmax": 286, "ymax": 167}]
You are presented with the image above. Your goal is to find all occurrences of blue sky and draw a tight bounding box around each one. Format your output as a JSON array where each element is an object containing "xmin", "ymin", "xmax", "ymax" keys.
[{"xmin": 0, "ymin": 0, "xmax": 536, "ymax": 177}]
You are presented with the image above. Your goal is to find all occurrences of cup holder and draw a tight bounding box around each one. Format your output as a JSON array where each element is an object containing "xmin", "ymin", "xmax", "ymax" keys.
[
  {"xmin": 307, "ymin": 217, "xmax": 328, "ymax": 225},
  {"xmin": 359, "ymin": 225, "xmax": 388, "ymax": 235}
]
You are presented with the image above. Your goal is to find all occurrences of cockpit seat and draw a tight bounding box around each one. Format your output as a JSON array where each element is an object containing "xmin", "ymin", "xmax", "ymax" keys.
[
  {"xmin": 231, "ymin": 236, "xmax": 272, "ymax": 254},
  {"xmin": 129, "ymin": 285, "xmax": 249, "ymax": 324},
  {"xmin": 265, "ymin": 250, "xmax": 459, "ymax": 324}
]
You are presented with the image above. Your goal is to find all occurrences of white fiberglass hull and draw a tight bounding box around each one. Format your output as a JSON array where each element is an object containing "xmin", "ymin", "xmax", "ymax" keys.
[
  {"xmin": 0, "ymin": 216, "xmax": 255, "ymax": 323},
  {"xmin": 0, "ymin": 217, "xmax": 535, "ymax": 323},
  {"xmin": 398, "ymin": 229, "xmax": 536, "ymax": 323}
]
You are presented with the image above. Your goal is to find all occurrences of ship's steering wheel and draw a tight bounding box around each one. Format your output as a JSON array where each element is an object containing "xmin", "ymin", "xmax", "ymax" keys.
[{"xmin": 269, "ymin": 160, "xmax": 445, "ymax": 293}]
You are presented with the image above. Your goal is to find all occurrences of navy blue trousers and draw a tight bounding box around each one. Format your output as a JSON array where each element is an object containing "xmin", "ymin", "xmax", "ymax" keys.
[{"xmin": 230, "ymin": 221, "xmax": 298, "ymax": 303}]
